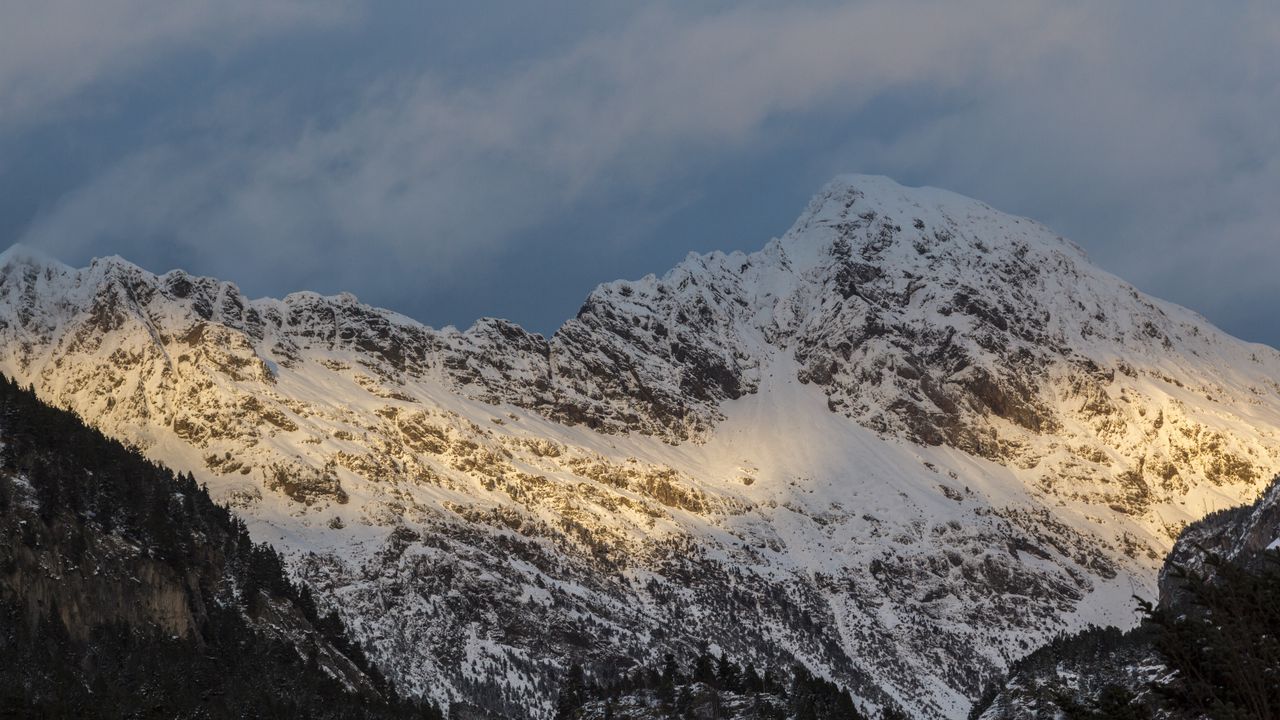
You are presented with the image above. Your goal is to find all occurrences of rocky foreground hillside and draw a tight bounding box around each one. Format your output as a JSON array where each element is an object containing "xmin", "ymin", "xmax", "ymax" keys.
[
  {"xmin": 3, "ymin": 175, "xmax": 1280, "ymax": 717},
  {"xmin": 976, "ymin": 474, "xmax": 1280, "ymax": 719}
]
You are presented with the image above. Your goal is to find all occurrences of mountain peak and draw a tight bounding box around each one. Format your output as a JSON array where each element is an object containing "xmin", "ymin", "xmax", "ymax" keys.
[
  {"xmin": 0, "ymin": 242, "xmax": 71, "ymax": 273},
  {"xmin": 780, "ymin": 174, "xmax": 1088, "ymax": 275},
  {"xmin": 88, "ymin": 252, "xmax": 145, "ymax": 272}
]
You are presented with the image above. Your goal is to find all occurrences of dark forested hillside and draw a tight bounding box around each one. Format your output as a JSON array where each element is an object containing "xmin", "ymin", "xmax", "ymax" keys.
[
  {"xmin": 968, "ymin": 624, "xmax": 1156, "ymax": 719},
  {"xmin": 0, "ymin": 374, "xmax": 440, "ymax": 718},
  {"xmin": 976, "ymin": 476, "xmax": 1280, "ymax": 720},
  {"xmin": 551, "ymin": 644, "xmax": 890, "ymax": 720}
]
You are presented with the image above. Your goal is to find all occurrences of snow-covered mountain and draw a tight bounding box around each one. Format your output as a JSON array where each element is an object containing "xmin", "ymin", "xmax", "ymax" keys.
[{"xmin": 3, "ymin": 175, "xmax": 1280, "ymax": 718}]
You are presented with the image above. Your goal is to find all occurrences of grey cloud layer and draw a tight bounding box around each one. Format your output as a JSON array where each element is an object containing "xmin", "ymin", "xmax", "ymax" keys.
[
  {"xmin": 0, "ymin": 0, "xmax": 351, "ymax": 127},
  {"xmin": 5, "ymin": 1, "xmax": 1279, "ymax": 344}
]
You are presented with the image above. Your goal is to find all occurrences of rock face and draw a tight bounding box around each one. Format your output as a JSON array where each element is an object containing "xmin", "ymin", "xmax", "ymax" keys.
[
  {"xmin": 3, "ymin": 175, "xmax": 1280, "ymax": 718},
  {"xmin": 1159, "ymin": 472, "xmax": 1280, "ymax": 604}
]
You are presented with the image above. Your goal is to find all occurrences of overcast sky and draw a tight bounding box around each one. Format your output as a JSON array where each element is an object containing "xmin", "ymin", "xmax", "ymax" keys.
[{"xmin": 2, "ymin": 1, "xmax": 1278, "ymax": 344}]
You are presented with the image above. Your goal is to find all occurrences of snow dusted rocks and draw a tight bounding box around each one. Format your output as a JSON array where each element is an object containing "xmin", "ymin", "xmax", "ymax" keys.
[{"xmin": 3, "ymin": 176, "xmax": 1280, "ymax": 718}]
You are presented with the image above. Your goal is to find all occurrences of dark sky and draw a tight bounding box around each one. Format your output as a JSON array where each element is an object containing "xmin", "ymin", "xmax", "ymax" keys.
[{"xmin": 3, "ymin": 1, "xmax": 1279, "ymax": 345}]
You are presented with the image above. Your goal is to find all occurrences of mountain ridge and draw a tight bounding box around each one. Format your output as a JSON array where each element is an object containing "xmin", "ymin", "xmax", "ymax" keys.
[{"xmin": 3, "ymin": 175, "xmax": 1279, "ymax": 718}]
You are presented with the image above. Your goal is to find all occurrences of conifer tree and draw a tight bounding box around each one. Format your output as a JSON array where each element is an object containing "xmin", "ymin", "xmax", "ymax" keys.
[
  {"xmin": 743, "ymin": 663, "xmax": 763, "ymax": 694},
  {"xmin": 555, "ymin": 662, "xmax": 586, "ymax": 720},
  {"xmin": 716, "ymin": 652, "xmax": 741, "ymax": 692},
  {"xmin": 692, "ymin": 644, "xmax": 716, "ymax": 685},
  {"xmin": 658, "ymin": 652, "xmax": 678, "ymax": 708}
]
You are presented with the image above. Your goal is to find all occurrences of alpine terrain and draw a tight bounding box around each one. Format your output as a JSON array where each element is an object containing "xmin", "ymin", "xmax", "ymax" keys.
[
  {"xmin": 976, "ymin": 473, "xmax": 1280, "ymax": 719},
  {"xmin": 3, "ymin": 175, "xmax": 1279, "ymax": 718}
]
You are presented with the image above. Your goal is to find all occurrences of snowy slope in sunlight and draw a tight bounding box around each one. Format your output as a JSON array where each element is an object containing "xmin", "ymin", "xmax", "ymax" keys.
[{"xmin": 3, "ymin": 175, "xmax": 1280, "ymax": 718}]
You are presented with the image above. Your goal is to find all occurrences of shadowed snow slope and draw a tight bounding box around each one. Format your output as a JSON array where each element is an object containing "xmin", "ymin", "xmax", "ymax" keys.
[{"xmin": 3, "ymin": 175, "xmax": 1280, "ymax": 718}]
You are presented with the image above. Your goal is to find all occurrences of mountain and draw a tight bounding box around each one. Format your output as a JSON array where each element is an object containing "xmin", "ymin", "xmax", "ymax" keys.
[
  {"xmin": 3, "ymin": 175, "xmax": 1280, "ymax": 718},
  {"xmin": 0, "ymin": 374, "xmax": 436, "ymax": 717}
]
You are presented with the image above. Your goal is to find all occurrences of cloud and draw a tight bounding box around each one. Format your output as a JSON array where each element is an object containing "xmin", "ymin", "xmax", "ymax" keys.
[
  {"xmin": 9, "ymin": 0, "xmax": 1280, "ymax": 342},
  {"xmin": 17, "ymin": 2, "xmax": 1091, "ymax": 291},
  {"xmin": 844, "ymin": 1, "xmax": 1280, "ymax": 341},
  {"xmin": 0, "ymin": 0, "xmax": 351, "ymax": 127}
]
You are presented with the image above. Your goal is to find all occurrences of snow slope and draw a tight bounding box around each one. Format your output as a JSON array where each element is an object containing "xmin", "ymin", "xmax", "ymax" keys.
[{"xmin": 3, "ymin": 175, "xmax": 1280, "ymax": 718}]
